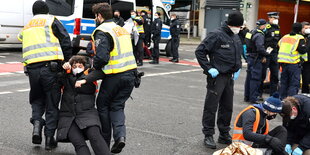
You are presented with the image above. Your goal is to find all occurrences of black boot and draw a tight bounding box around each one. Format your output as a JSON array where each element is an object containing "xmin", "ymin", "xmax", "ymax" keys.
[
  {"xmin": 137, "ymin": 61, "xmax": 143, "ymax": 66},
  {"xmin": 111, "ymin": 137, "xmax": 126, "ymax": 154},
  {"xmin": 45, "ymin": 136, "xmax": 57, "ymax": 150},
  {"xmin": 169, "ymin": 58, "xmax": 179, "ymax": 63},
  {"xmin": 32, "ymin": 120, "xmax": 42, "ymax": 144},
  {"xmin": 204, "ymin": 136, "xmax": 216, "ymax": 149},
  {"xmin": 218, "ymin": 133, "xmax": 232, "ymax": 144},
  {"xmin": 149, "ymin": 59, "xmax": 159, "ymax": 64}
]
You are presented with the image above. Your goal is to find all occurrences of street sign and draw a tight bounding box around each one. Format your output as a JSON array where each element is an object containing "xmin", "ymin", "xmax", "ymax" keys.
[
  {"xmin": 165, "ymin": 4, "xmax": 172, "ymax": 11},
  {"xmin": 162, "ymin": 0, "xmax": 175, "ymax": 5}
]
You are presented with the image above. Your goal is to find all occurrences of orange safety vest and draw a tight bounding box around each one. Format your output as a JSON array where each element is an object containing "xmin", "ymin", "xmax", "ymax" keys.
[{"xmin": 232, "ymin": 106, "xmax": 269, "ymax": 146}]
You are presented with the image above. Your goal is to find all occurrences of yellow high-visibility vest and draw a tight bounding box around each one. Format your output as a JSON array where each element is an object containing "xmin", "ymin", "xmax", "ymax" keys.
[
  {"xmin": 91, "ymin": 22, "xmax": 137, "ymax": 74},
  {"xmin": 17, "ymin": 15, "xmax": 64, "ymax": 66},
  {"xmin": 278, "ymin": 34, "xmax": 308, "ymax": 64},
  {"xmin": 134, "ymin": 16, "xmax": 144, "ymax": 34}
]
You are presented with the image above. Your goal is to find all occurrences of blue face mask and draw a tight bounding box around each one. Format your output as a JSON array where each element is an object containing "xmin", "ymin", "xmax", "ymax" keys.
[
  {"xmin": 131, "ymin": 15, "xmax": 136, "ymax": 18},
  {"xmin": 263, "ymin": 28, "xmax": 267, "ymax": 32}
]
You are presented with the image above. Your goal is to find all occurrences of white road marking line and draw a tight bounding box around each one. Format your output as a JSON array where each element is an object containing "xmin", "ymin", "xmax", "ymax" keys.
[
  {"xmin": 0, "ymin": 56, "xmax": 6, "ymax": 58},
  {"xmin": 0, "ymin": 63, "xmax": 4, "ymax": 64},
  {"xmin": 15, "ymin": 71, "xmax": 24, "ymax": 74},
  {"xmin": 6, "ymin": 61, "xmax": 21, "ymax": 64},
  {"xmin": 144, "ymin": 69, "xmax": 202, "ymax": 77},
  {"xmin": 0, "ymin": 91, "xmax": 13, "ymax": 95},
  {"xmin": 17, "ymin": 89, "xmax": 30, "ymax": 92},
  {"xmin": 0, "ymin": 72, "xmax": 14, "ymax": 76}
]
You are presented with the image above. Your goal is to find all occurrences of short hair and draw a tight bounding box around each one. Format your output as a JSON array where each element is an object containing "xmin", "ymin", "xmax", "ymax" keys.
[
  {"xmin": 171, "ymin": 13, "xmax": 176, "ymax": 17},
  {"xmin": 114, "ymin": 10, "xmax": 120, "ymax": 13},
  {"xmin": 155, "ymin": 12, "xmax": 161, "ymax": 16},
  {"xmin": 92, "ymin": 3, "xmax": 113, "ymax": 20},
  {"xmin": 301, "ymin": 21, "xmax": 310, "ymax": 28},
  {"xmin": 32, "ymin": 0, "xmax": 49, "ymax": 15},
  {"xmin": 281, "ymin": 96, "xmax": 299, "ymax": 116},
  {"xmin": 69, "ymin": 55, "xmax": 87, "ymax": 66},
  {"xmin": 130, "ymin": 10, "xmax": 136, "ymax": 14}
]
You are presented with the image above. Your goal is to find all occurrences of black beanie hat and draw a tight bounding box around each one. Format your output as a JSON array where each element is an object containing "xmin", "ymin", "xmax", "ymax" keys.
[
  {"xmin": 227, "ymin": 11, "xmax": 244, "ymax": 27},
  {"xmin": 292, "ymin": 22, "xmax": 302, "ymax": 33},
  {"xmin": 32, "ymin": 0, "xmax": 49, "ymax": 15}
]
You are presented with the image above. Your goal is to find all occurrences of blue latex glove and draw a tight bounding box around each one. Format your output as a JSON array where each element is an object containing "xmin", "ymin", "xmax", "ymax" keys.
[
  {"xmin": 233, "ymin": 69, "xmax": 241, "ymax": 81},
  {"xmin": 208, "ymin": 68, "xmax": 219, "ymax": 78},
  {"xmin": 292, "ymin": 147, "xmax": 303, "ymax": 155},
  {"xmin": 285, "ymin": 144, "xmax": 292, "ymax": 154},
  {"xmin": 242, "ymin": 44, "xmax": 247, "ymax": 59}
]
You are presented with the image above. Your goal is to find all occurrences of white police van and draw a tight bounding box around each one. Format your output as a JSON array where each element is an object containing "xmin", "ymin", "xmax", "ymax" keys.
[{"xmin": 0, "ymin": 0, "xmax": 171, "ymax": 55}]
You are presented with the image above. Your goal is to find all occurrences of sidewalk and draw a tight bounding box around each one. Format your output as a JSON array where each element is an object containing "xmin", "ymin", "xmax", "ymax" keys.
[{"xmin": 179, "ymin": 34, "xmax": 201, "ymax": 45}]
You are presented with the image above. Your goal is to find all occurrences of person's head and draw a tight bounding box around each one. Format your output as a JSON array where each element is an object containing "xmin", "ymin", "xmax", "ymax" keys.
[
  {"xmin": 292, "ymin": 22, "xmax": 302, "ymax": 34},
  {"xmin": 262, "ymin": 93, "xmax": 282, "ymax": 120},
  {"xmin": 256, "ymin": 19, "xmax": 267, "ymax": 31},
  {"xmin": 114, "ymin": 10, "xmax": 120, "ymax": 18},
  {"xmin": 32, "ymin": 0, "xmax": 49, "ymax": 15},
  {"xmin": 69, "ymin": 56, "xmax": 87, "ymax": 75},
  {"xmin": 171, "ymin": 13, "xmax": 177, "ymax": 20},
  {"xmin": 141, "ymin": 10, "xmax": 147, "ymax": 16},
  {"xmin": 92, "ymin": 3, "xmax": 113, "ymax": 25},
  {"xmin": 301, "ymin": 21, "xmax": 310, "ymax": 35},
  {"xmin": 130, "ymin": 10, "xmax": 137, "ymax": 18},
  {"xmin": 154, "ymin": 12, "xmax": 161, "ymax": 19},
  {"xmin": 267, "ymin": 12, "xmax": 279, "ymax": 25},
  {"xmin": 227, "ymin": 11, "xmax": 244, "ymax": 34},
  {"xmin": 281, "ymin": 96, "xmax": 299, "ymax": 123}
]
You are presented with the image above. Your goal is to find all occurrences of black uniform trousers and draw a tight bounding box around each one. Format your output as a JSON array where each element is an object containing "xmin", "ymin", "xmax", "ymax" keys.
[
  {"xmin": 27, "ymin": 65, "xmax": 61, "ymax": 136},
  {"xmin": 96, "ymin": 70, "xmax": 135, "ymax": 146},
  {"xmin": 68, "ymin": 122, "xmax": 110, "ymax": 155},
  {"xmin": 302, "ymin": 62, "xmax": 310, "ymax": 93},
  {"xmin": 244, "ymin": 56, "xmax": 263, "ymax": 102},
  {"xmin": 152, "ymin": 36, "xmax": 160, "ymax": 60},
  {"xmin": 171, "ymin": 35, "xmax": 180, "ymax": 59},
  {"xmin": 260, "ymin": 53, "xmax": 279, "ymax": 96},
  {"xmin": 134, "ymin": 35, "xmax": 144, "ymax": 64},
  {"xmin": 202, "ymin": 73, "xmax": 234, "ymax": 136}
]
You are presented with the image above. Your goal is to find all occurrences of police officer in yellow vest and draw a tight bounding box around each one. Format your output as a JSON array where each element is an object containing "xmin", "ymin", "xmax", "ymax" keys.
[
  {"xmin": 76, "ymin": 3, "xmax": 137, "ymax": 154},
  {"xmin": 278, "ymin": 23, "xmax": 308, "ymax": 99},
  {"xmin": 233, "ymin": 93, "xmax": 288, "ymax": 155},
  {"xmin": 17, "ymin": 1, "xmax": 72, "ymax": 150},
  {"xmin": 130, "ymin": 10, "xmax": 145, "ymax": 66}
]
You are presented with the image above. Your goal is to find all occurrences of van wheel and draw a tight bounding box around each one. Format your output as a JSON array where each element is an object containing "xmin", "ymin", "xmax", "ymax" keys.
[
  {"xmin": 165, "ymin": 40, "xmax": 172, "ymax": 57},
  {"xmin": 72, "ymin": 47, "xmax": 80, "ymax": 55}
]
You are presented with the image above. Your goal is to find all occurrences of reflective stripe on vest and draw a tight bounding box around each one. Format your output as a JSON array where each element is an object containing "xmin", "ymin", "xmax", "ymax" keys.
[
  {"xmin": 232, "ymin": 106, "xmax": 269, "ymax": 146},
  {"xmin": 91, "ymin": 22, "xmax": 137, "ymax": 74},
  {"xmin": 18, "ymin": 15, "xmax": 64, "ymax": 65},
  {"xmin": 135, "ymin": 17, "xmax": 144, "ymax": 33},
  {"xmin": 278, "ymin": 34, "xmax": 306, "ymax": 64}
]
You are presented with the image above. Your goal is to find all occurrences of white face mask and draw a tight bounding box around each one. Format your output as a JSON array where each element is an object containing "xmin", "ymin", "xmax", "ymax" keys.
[
  {"xmin": 72, "ymin": 68, "xmax": 84, "ymax": 75},
  {"xmin": 290, "ymin": 115, "xmax": 297, "ymax": 120},
  {"xmin": 305, "ymin": 28, "xmax": 310, "ymax": 34},
  {"xmin": 273, "ymin": 19, "xmax": 279, "ymax": 25},
  {"xmin": 230, "ymin": 27, "xmax": 240, "ymax": 34},
  {"xmin": 154, "ymin": 15, "xmax": 158, "ymax": 19}
]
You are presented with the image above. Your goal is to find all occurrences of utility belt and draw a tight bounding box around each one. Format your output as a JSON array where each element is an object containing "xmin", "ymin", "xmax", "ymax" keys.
[
  {"xmin": 247, "ymin": 53, "xmax": 260, "ymax": 58},
  {"xmin": 25, "ymin": 61, "xmax": 62, "ymax": 76}
]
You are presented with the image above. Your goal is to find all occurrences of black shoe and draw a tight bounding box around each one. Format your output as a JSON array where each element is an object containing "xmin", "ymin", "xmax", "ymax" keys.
[
  {"xmin": 250, "ymin": 101, "xmax": 261, "ymax": 104},
  {"xmin": 137, "ymin": 62, "xmax": 143, "ymax": 66},
  {"xmin": 32, "ymin": 120, "xmax": 42, "ymax": 144},
  {"xmin": 149, "ymin": 60, "xmax": 159, "ymax": 64},
  {"xmin": 204, "ymin": 136, "xmax": 216, "ymax": 149},
  {"xmin": 244, "ymin": 97, "xmax": 249, "ymax": 102},
  {"xmin": 111, "ymin": 137, "xmax": 126, "ymax": 154},
  {"xmin": 45, "ymin": 136, "xmax": 57, "ymax": 150},
  {"xmin": 218, "ymin": 133, "xmax": 232, "ymax": 144},
  {"xmin": 169, "ymin": 58, "xmax": 179, "ymax": 63},
  {"xmin": 257, "ymin": 96, "xmax": 264, "ymax": 101}
]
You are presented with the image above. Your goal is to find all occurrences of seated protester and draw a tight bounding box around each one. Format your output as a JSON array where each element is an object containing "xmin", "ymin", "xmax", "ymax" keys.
[
  {"xmin": 57, "ymin": 55, "xmax": 110, "ymax": 155},
  {"xmin": 281, "ymin": 94, "xmax": 310, "ymax": 155},
  {"xmin": 232, "ymin": 93, "xmax": 288, "ymax": 155}
]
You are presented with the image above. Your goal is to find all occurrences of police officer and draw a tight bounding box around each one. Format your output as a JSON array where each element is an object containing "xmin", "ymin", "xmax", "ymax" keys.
[
  {"xmin": 260, "ymin": 12, "xmax": 281, "ymax": 97},
  {"xmin": 150, "ymin": 12, "xmax": 162, "ymax": 64},
  {"xmin": 301, "ymin": 22, "xmax": 310, "ymax": 93},
  {"xmin": 131, "ymin": 10, "xmax": 145, "ymax": 66},
  {"xmin": 233, "ymin": 93, "xmax": 288, "ymax": 155},
  {"xmin": 113, "ymin": 10, "xmax": 124, "ymax": 27},
  {"xmin": 238, "ymin": 23, "xmax": 250, "ymax": 60},
  {"xmin": 278, "ymin": 23, "xmax": 308, "ymax": 99},
  {"xmin": 17, "ymin": 0, "xmax": 72, "ymax": 150},
  {"xmin": 244, "ymin": 19, "xmax": 269, "ymax": 104},
  {"xmin": 282, "ymin": 94, "xmax": 310, "ymax": 155},
  {"xmin": 195, "ymin": 11, "xmax": 243, "ymax": 149},
  {"xmin": 169, "ymin": 13, "xmax": 181, "ymax": 63},
  {"xmin": 82, "ymin": 3, "xmax": 137, "ymax": 154},
  {"xmin": 141, "ymin": 10, "xmax": 151, "ymax": 47}
]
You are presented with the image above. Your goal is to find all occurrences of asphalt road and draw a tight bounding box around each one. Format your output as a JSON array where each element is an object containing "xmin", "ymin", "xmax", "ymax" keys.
[{"xmin": 0, "ymin": 45, "xmax": 283, "ymax": 155}]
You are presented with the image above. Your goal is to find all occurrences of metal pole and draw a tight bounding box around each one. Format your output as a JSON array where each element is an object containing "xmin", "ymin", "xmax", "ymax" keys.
[
  {"xmin": 294, "ymin": 0, "xmax": 299, "ymax": 23},
  {"xmin": 192, "ymin": 0, "xmax": 196, "ymax": 37}
]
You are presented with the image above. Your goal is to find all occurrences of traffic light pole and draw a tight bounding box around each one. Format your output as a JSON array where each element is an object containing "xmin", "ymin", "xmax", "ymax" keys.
[{"xmin": 294, "ymin": 0, "xmax": 299, "ymax": 23}]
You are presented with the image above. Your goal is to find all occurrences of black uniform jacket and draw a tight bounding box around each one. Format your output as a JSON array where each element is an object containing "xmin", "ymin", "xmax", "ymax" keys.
[
  {"xmin": 57, "ymin": 69, "xmax": 101, "ymax": 142},
  {"xmin": 195, "ymin": 23, "xmax": 242, "ymax": 74},
  {"xmin": 246, "ymin": 29, "xmax": 268, "ymax": 57},
  {"xmin": 236, "ymin": 104, "xmax": 269, "ymax": 145},
  {"xmin": 151, "ymin": 18, "xmax": 162, "ymax": 39},
  {"xmin": 265, "ymin": 23, "xmax": 281, "ymax": 52},
  {"xmin": 170, "ymin": 18, "xmax": 180, "ymax": 37},
  {"xmin": 285, "ymin": 94, "xmax": 310, "ymax": 151}
]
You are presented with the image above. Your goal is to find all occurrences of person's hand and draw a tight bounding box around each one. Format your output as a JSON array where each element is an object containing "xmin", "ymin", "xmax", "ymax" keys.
[
  {"xmin": 208, "ymin": 68, "xmax": 219, "ymax": 78},
  {"xmin": 233, "ymin": 69, "xmax": 241, "ymax": 81},
  {"xmin": 62, "ymin": 62, "xmax": 71, "ymax": 70},
  {"xmin": 262, "ymin": 57, "xmax": 267, "ymax": 63},
  {"xmin": 292, "ymin": 147, "xmax": 303, "ymax": 155},
  {"xmin": 75, "ymin": 80, "xmax": 86, "ymax": 88},
  {"xmin": 268, "ymin": 137, "xmax": 284, "ymax": 152},
  {"xmin": 285, "ymin": 144, "xmax": 292, "ymax": 154}
]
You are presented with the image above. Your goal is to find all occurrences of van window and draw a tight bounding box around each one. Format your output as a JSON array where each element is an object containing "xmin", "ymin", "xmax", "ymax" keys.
[
  {"xmin": 46, "ymin": 0, "xmax": 74, "ymax": 16},
  {"xmin": 156, "ymin": 7, "xmax": 169, "ymax": 25}
]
